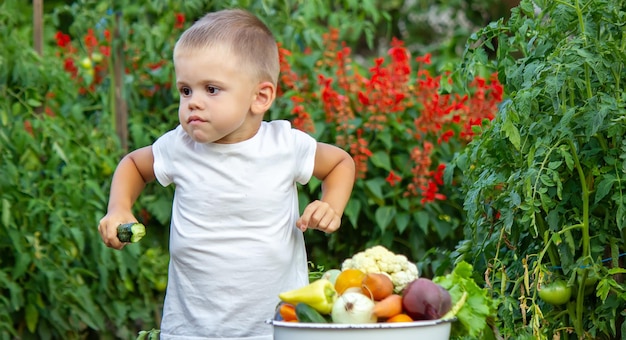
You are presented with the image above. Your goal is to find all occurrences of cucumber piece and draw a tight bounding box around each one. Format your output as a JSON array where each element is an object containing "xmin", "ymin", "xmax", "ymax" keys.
[
  {"xmin": 117, "ymin": 223, "xmax": 146, "ymax": 243},
  {"xmin": 295, "ymin": 303, "xmax": 327, "ymax": 323}
]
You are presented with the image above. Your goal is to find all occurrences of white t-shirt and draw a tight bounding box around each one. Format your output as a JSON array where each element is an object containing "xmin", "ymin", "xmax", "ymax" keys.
[{"xmin": 152, "ymin": 120, "xmax": 316, "ymax": 339}]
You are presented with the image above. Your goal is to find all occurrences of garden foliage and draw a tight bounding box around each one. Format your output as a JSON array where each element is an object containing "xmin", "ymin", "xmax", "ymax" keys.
[
  {"xmin": 276, "ymin": 30, "xmax": 502, "ymax": 272},
  {"xmin": 456, "ymin": 0, "xmax": 626, "ymax": 338},
  {"xmin": 2, "ymin": 0, "xmax": 503, "ymax": 338}
]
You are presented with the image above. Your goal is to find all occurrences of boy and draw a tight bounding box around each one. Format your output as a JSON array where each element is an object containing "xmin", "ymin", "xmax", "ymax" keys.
[{"xmin": 97, "ymin": 8, "xmax": 355, "ymax": 339}]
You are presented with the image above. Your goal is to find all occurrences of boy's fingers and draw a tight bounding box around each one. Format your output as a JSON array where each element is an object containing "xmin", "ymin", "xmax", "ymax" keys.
[
  {"xmin": 98, "ymin": 220, "xmax": 125, "ymax": 249},
  {"xmin": 298, "ymin": 200, "xmax": 341, "ymax": 233}
]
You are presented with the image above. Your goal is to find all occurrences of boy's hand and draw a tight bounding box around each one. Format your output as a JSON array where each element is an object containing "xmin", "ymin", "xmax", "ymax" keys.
[
  {"xmin": 98, "ymin": 212, "xmax": 137, "ymax": 249},
  {"xmin": 297, "ymin": 200, "xmax": 341, "ymax": 233}
]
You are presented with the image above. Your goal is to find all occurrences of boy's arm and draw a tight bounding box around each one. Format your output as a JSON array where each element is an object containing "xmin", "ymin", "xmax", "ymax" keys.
[
  {"xmin": 297, "ymin": 142, "xmax": 355, "ymax": 233},
  {"xmin": 98, "ymin": 146, "xmax": 156, "ymax": 249}
]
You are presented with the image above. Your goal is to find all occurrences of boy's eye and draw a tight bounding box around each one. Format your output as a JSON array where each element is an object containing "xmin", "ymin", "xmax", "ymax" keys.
[
  {"xmin": 181, "ymin": 87, "xmax": 191, "ymax": 96},
  {"xmin": 207, "ymin": 86, "xmax": 220, "ymax": 94}
]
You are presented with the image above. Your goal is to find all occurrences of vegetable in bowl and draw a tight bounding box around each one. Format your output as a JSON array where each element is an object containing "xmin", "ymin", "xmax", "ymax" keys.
[{"xmin": 341, "ymin": 245, "xmax": 419, "ymax": 293}]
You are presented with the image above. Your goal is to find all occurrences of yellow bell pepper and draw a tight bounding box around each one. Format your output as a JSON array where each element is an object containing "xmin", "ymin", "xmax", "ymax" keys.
[{"xmin": 278, "ymin": 279, "xmax": 337, "ymax": 314}]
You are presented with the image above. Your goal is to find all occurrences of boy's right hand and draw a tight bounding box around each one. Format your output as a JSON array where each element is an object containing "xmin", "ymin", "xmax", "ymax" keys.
[{"xmin": 98, "ymin": 212, "xmax": 137, "ymax": 250}]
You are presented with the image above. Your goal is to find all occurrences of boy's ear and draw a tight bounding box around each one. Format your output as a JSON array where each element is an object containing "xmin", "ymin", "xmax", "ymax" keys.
[{"xmin": 251, "ymin": 81, "xmax": 276, "ymax": 115}]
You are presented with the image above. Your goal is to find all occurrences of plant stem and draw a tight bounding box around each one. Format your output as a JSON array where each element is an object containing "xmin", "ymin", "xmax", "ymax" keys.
[
  {"xmin": 556, "ymin": 223, "xmax": 584, "ymax": 235},
  {"xmin": 567, "ymin": 146, "xmax": 590, "ymax": 258},
  {"xmin": 567, "ymin": 138, "xmax": 590, "ymax": 338},
  {"xmin": 536, "ymin": 214, "xmax": 560, "ymax": 268},
  {"xmin": 574, "ymin": 0, "xmax": 593, "ymax": 100}
]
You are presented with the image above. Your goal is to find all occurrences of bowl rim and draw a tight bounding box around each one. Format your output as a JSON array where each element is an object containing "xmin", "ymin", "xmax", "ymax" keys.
[{"xmin": 267, "ymin": 317, "xmax": 456, "ymax": 329}]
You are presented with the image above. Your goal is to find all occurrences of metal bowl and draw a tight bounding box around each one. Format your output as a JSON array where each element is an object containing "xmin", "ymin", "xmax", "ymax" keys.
[{"xmin": 268, "ymin": 318, "xmax": 455, "ymax": 340}]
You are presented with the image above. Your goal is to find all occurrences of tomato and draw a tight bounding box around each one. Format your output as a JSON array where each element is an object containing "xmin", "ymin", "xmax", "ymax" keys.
[
  {"xmin": 538, "ymin": 280, "xmax": 572, "ymax": 305},
  {"xmin": 576, "ymin": 268, "xmax": 598, "ymax": 296},
  {"xmin": 91, "ymin": 52, "xmax": 104, "ymax": 63},
  {"xmin": 154, "ymin": 277, "xmax": 168, "ymax": 292},
  {"xmin": 80, "ymin": 57, "xmax": 93, "ymax": 69}
]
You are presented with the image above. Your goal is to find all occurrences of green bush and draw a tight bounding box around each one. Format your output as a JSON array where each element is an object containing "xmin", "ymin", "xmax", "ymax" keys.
[
  {"xmin": 2, "ymin": 0, "xmax": 502, "ymax": 338},
  {"xmin": 457, "ymin": 0, "xmax": 626, "ymax": 338},
  {"xmin": 275, "ymin": 31, "xmax": 502, "ymax": 275}
]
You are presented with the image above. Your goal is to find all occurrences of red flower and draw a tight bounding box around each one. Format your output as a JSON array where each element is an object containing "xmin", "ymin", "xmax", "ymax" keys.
[
  {"xmin": 99, "ymin": 45, "xmax": 111, "ymax": 57},
  {"xmin": 84, "ymin": 29, "xmax": 98, "ymax": 51},
  {"xmin": 431, "ymin": 164, "xmax": 446, "ymax": 186},
  {"xmin": 386, "ymin": 171, "xmax": 402, "ymax": 186},
  {"xmin": 415, "ymin": 53, "xmax": 431, "ymax": 65},
  {"xmin": 291, "ymin": 102, "xmax": 315, "ymax": 133},
  {"xmin": 55, "ymin": 31, "xmax": 71, "ymax": 48},
  {"xmin": 438, "ymin": 129, "xmax": 455, "ymax": 144},
  {"xmin": 388, "ymin": 38, "xmax": 409, "ymax": 64},
  {"xmin": 44, "ymin": 107, "xmax": 56, "ymax": 117},
  {"xmin": 420, "ymin": 180, "xmax": 446, "ymax": 204},
  {"xmin": 23, "ymin": 120, "xmax": 34, "ymax": 136},
  {"xmin": 175, "ymin": 13, "xmax": 186, "ymax": 29},
  {"xmin": 63, "ymin": 58, "xmax": 78, "ymax": 77},
  {"xmin": 358, "ymin": 91, "xmax": 370, "ymax": 106},
  {"xmin": 349, "ymin": 129, "xmax": 372, "ymax": 179}
]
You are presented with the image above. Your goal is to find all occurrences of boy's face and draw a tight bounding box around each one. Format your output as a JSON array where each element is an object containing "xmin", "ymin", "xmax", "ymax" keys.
[{"xmin": 174, "ymin": 44, "xmax": 260, "ymax": 144}]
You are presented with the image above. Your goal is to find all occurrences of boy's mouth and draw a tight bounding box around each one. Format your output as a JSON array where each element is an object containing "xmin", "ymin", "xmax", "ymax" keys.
[{"xmin": 188, "ymin": 115, "xmax": 205, "ymax": 123}]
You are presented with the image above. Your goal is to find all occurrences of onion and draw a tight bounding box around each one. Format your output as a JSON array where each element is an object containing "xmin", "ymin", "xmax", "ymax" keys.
[{"xmin": 331, "ymin": 292, "xmax": 377, "ymax": 324}]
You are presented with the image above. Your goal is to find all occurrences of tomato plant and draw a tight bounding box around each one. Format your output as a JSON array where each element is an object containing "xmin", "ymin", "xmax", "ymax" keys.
[{"xmin": 456, "ymin": 0, "xmax": 626, "ymax": 338}]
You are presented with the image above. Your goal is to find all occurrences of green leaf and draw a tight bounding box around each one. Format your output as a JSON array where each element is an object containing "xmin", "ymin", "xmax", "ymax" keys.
[
  {"xmin": 540, "ymin": 174, "xmax": 554, "ymax": 186},
  {"xmin": 27, "ymin": 99, "xmax": 42, "ymax": 107},
  {"xmin": 1, "ymin": 198, "xmax": 10, "ymax": 227},
  {"xmin": 25, "ymin": 303, "xmax": 39, "ymax": 333},
  {"xmin": 0, "ymin": 109, "xmax": 7, "ymax": 126},
  {"xmin": 433, "ymin": 261, "xmax": 496, "ymax": 337},
  {"xmin": 596, "ymin": 278, "xmax": 610, "ymax": 301},
  {"xmin": 594, "ymin": 176, "xmax": 615, "ymax": 204},
  {"xmin": 559, "ymin": 146, "xmax": 574, "ymax": 170},
  {"xmin": 52, "ymin": 142, "xmax": 69, "ymax": 165},
  {"xmin": 414, "ymin": 210, "xmax": 429, "ymax": 234},
  {"xmin": 364, "ymin": 178, "xmax": 385, "ymax": 203},
  {"xmin": 344, "ymin": 199, "xmax": 361, "ymax": 228},
  {"xmin": 376, "ymin": 130, "xmax": 392, "ymax": 150},
  {"xmin": 501, "ymin": 118, "xmax": 521, "ymax": 150},
  {"xmin": 618, "ymin": 203, "xmax": 626, "ymax": 231},
  {"xmin": 369, "ymin": 151, "xmax": 391, "ymax": 170},
  {"xmin": 395, "ymin": 212, "xmax": 410, "ymax": 233},
  {"xmin": 375, "ymin": 206, "xmax": 395, "ymax": 232},
  {"xmin": 9, "ymin": 230, "xmax": 30, "ymax": 279},
  {"xmin": 607, "ymin": 268, "xmax": 626, "ymax": 275}
]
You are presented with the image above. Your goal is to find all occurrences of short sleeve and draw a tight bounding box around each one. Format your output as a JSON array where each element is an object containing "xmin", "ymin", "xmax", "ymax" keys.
[
  {"xmin": 291, "ymin": 127, "xmax": 317, "ymax": 185},
  {"xmin": 152, "ymin": 127, "xmax": 181, "ymax": 187}
]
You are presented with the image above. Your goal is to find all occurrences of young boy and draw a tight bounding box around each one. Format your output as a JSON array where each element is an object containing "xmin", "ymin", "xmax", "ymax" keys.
[{"xmin": 97, "ymin": 8, "xmax": 355, "ymax": 340}]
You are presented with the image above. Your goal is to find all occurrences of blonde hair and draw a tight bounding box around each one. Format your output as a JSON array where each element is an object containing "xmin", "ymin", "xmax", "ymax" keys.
[{"xmin": 174, "ymin": 9, "xmax": 279, "ymax": 86}]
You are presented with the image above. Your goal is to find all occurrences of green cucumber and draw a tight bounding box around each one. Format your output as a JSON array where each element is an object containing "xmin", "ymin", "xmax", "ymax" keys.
[
  {"xmin": 295, "ymin": 303, "xmax": 327, "ymax": 323},
  {"xmin": 117, "ymin": 223, "xmax": 146, "ymax": 243}
]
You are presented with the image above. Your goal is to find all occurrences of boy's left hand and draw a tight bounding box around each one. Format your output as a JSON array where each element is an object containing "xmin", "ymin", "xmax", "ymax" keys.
[{"xmin": 297, "ymin": 200, "xmax": 341, "ymax": 233}]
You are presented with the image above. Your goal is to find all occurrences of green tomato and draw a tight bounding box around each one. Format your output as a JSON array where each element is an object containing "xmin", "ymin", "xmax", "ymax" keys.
[
  {"xmin": 539, "ymin": 280, "xmax": 572, "ymax": 305},
  {"xmin": 91, "ymin": 52, "xmax": 104, "ymax": 63},
  {"xmin": 154, "ymin": 277, "xmax": 168, "ymax": 292},
  {"xmin": 576, "ymin": 268, "xmax": 598, "ymax": 296},
  {"xmin": 80, "ymin": 57, "xmax": 93, "ymax": 69}
]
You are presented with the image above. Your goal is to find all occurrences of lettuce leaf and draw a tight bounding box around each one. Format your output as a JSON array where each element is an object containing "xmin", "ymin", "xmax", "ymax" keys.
[{"xmin": 433, "ymin": 261, "xmax": 498, "ymax": 338}]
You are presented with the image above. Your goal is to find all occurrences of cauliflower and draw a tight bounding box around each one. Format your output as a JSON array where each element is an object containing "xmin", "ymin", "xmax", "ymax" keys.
[{"xmin": 341, "ymin": 245, "xmax": 419, "ymax": 293}]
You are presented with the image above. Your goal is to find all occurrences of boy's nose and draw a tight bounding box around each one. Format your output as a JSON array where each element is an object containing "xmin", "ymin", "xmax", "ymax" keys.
[{"xmin": 188, "ymin": 95, "xmax": 203, "ymax": 110}]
